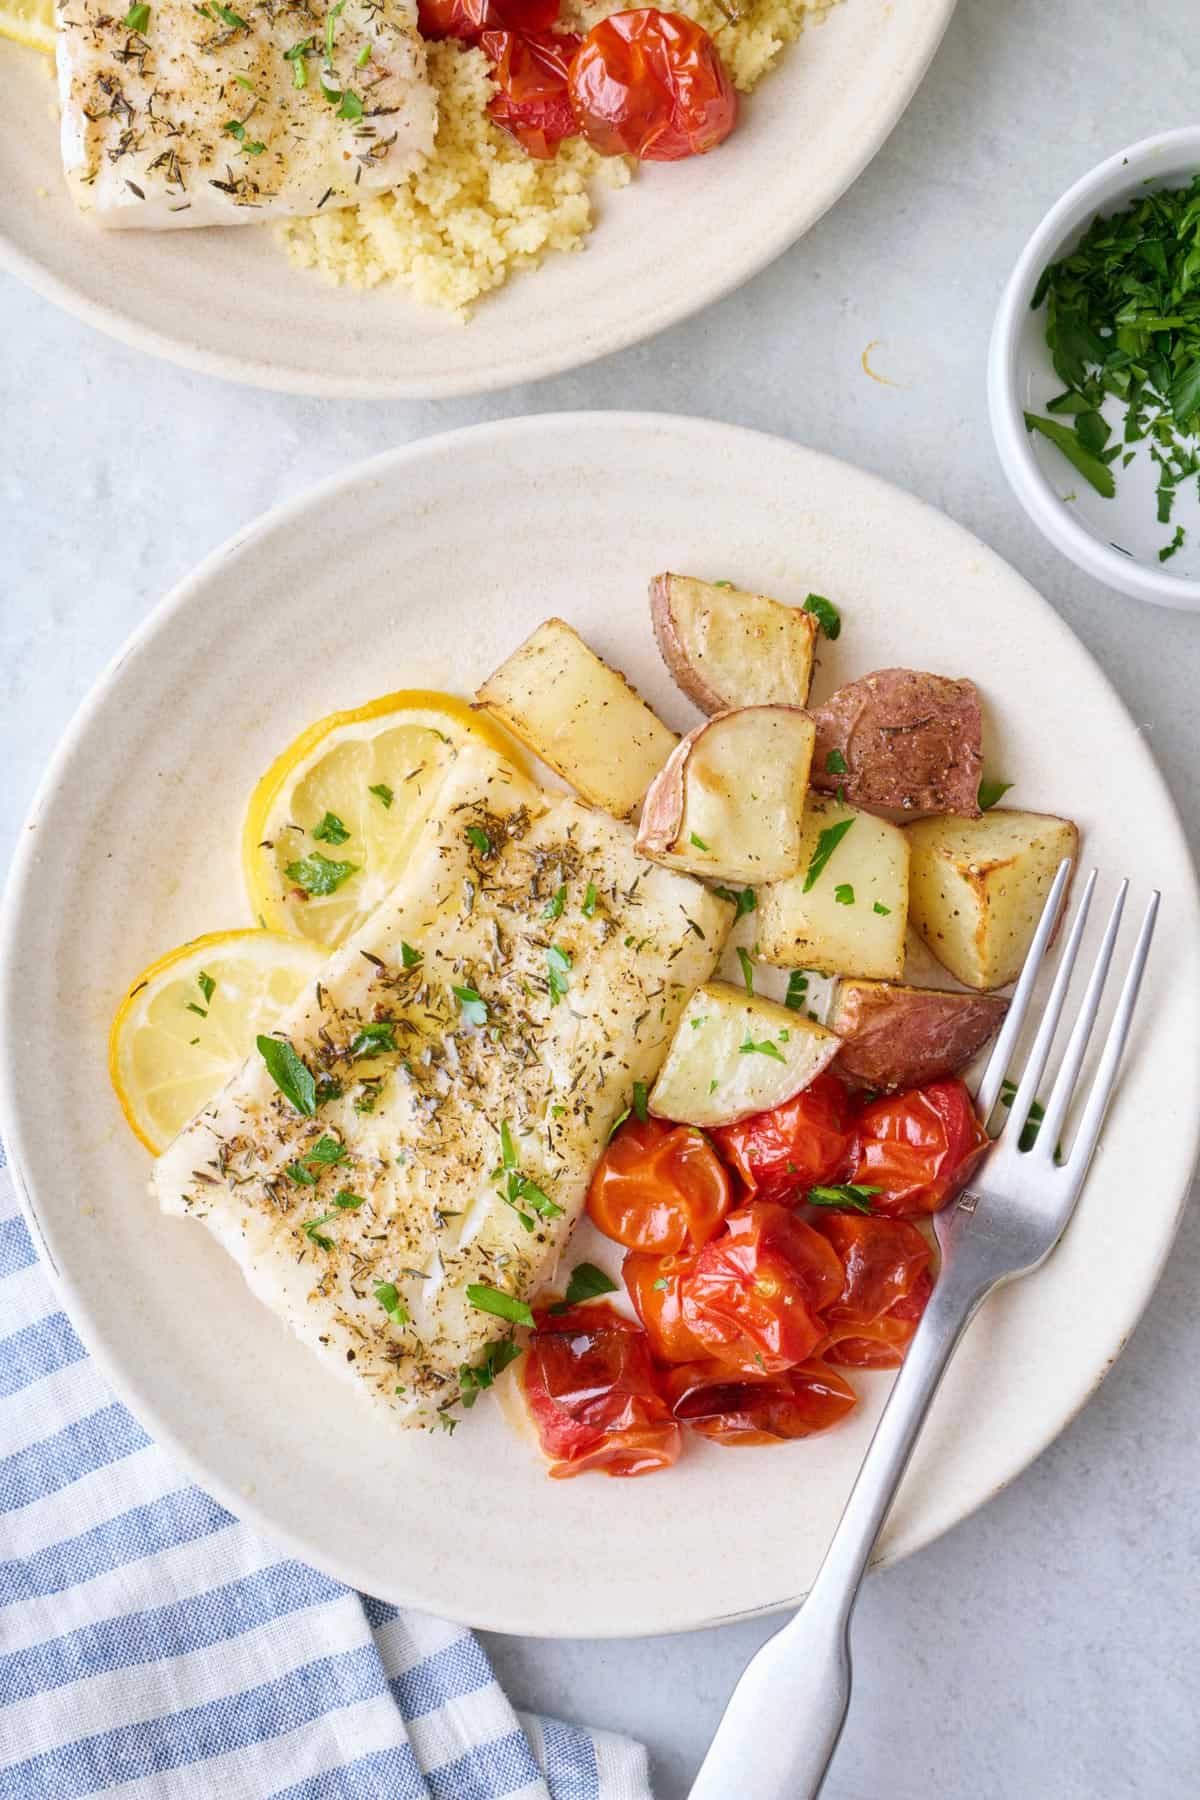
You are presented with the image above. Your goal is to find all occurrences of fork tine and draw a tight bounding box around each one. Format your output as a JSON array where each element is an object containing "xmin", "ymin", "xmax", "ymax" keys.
[
  {"xmin": 1001, "ymin": 869, "xmax": 1097, "ymax": 1145},
  {"xmin": 1059, "ymin": 890, "xmax": 1159, "ymax": 1178},
  {"xmin": 1035, "ymin": 879, "xmax": 1128, "ymax": 1161},
  {"xmin": 975, "ymin": 858, "xmax": 1073, "ymax": 1123}
]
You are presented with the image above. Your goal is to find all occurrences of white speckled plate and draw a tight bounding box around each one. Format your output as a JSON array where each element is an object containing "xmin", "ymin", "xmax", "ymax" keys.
[
  {"xmin": 0, "ymin": 0, "xmax": 954, "ymax": 398},
  {"xmin": 2, "ymin": 413, "xmax": 1196, "ymax": 1636}
]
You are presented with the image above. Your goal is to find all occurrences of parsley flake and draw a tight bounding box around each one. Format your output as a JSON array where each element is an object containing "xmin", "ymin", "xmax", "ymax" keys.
[
  {"xmin": 543, "ymin": 884, "xmax": 567, "ymax": 920},
  {"xmin": 256, "ymin": 1034, "xmax": 317, "ymax": 1116},
  {"xmin": 736, "ymin": 945, "xmax": 755, "ymax": 995},
  {"xmin": 312, "ymin": 811, "xmax": 350, "ymax": 845},
  {"xmin": 374, "ymin": 1280, "xmax": 410, "ymax": 1326},
  {"xmin": 453, "ymin": 984, "xmax": 488, "ymax": 1027},
  {"xmin": 465, "ymin": 825, "xmax": 492, "ymax": 856},
  {"xmin": 803, "ymin": 593, "xmax": 841, "ymax": 639},
  {"xmin": 400, "ymin": 941, "xmax": 422, "ymax": 968},
  {"xmin": 739, "ymin": 1036, "xmax": 786, "ymax": 1061},
  {"xmin": 302, "ymin": 1214, "xmax": 337, "ymax": 1251},
  {"xmin": 714, "ymin": 884, "xmax": 757, "ymax": 919},
  {"xmin": 466, "ymin": 1283, "xmax": 534, "ymax": 1327},
  {"xmin": 803, "ymin": 818, "xmax": 855, "ymax": 891},
  {"xmin": 549, "ymin": 1263, "xmax": 618, "ymax": 1313},
  {"xmin": 834, "ymin": 883, "xmax": 855, "ymax": 906},
  {"xmin": 977, "ymin": 777, "xmax": 1013, "ymax": 811},
  {"xmin": 285, "ymin": 852, "xmax": 358, "ymax": 896},
  {"xmin": 808, "ymin": 1183, "xmax": 879, "ymax": 1214}
]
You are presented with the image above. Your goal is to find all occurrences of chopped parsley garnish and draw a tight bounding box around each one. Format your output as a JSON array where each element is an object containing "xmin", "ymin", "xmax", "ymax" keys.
[
  {"xmin": 689, "ymin": 832, "xmax": 710, "ymax": 851},
  {"xmin": 784, "ymin": 971, "xmax": 809, "ymax": 1011},
  {"xmin": 348, "ymin": 1021, "xmax": 398, "ymax": 1058},
  {"xmin": 1161, "ymin": 525, "xmax": 1187, "ymax": 562},
  {"xmin": 542, "ymin": 884, "xmax": 567, "ymax": 920},
  {"xmin": 652, "ymin": 1277, "xmax": 669, "ymax": 1291},
  {"xmin": 285, "ymin": 852, "xmax": 358, "ymax": 896},
  {"xmin": 210, "ymin": 0, "xmax": 248, "ymax": 24},
  {"xmin": 551, "ymin": 1102, "xmax": 566, "ymax": 1117},
  {"xmin": 465, "ymin": 825, "xmax": 492, "ymax": 856},
  {"xmin": 999, "ymin": 1077, "xmax": 1054, "ymax": 1153},
  {"xmin": 324, "ymin": 0, "xmax": 345, "ymax": 57},
  {"xmin": 286, "ymin": 1162, "xmax": 317, "ymax": 1185},
  {"xmin": 466, "ymin": 1283, "xmax": 534, "ymax": 1327},
  {"xmin": 735, "ymin": 945, "xmax": 755, "ymax": 995},
  {"xmin": 374, "ymin": 1280, "xmax": 410, "ymax": 1326},
  {"xmin": 714, "ymin": 884, "xmax": 757, "ymax": 919},
  {"xmin": 400, "ymin": 941, "xmax": 422, "ymax": 968},
  {"xmin": 977, "ymin": 777, "xmax": 1012, "ymax": 811},
  {"xmin": 807, "ymin": 1183, "xmax": 879, "ymax": 1214},
  {"xmin": 824, "ymin": 748, "xmax": 848, "ymax": 775},
  {"xmin": 607, "ymin": 1105, "xmax": 631, "ymax": 1140},
  {"xmin": 332, "ymin": 1191, "xmax": 363, "ymax": 1209},
  {"xmin": 873, "ymin": 900, "xmax": 891, "ymax": 916},
  {"xmin": 312, "ymin": 811, "xmax": 350, "ymax": 844},
  {"xmin": 368, "ymin": 783, "xmax": 393, "ymax": 808},
  {"xmin": 546, "ymin": 944, "xmax": 571, "ymax": 1004},
  {"xmin": 284, "ymin": 35, "xmax": 313, "ymax": 85},
  {"xmin": 803, "ymin": 593, "xmax": 841, "ymax": 640},
  {"xmin": 306, "ymin": 1135, "xmax": 347, "ymax": 1166},
  {"xmin": 197, "ymin": 970, "xmax": 215, "ymax": 1005},
  {"xmin": 256, "ymin": 1034, "xmax": 317, "ymax": 1115},
  {"xmin": 453, "ymin": 985, "xmax": 488, "ymax": 1027},
  {"xmin": 549, "ymin": 1262, "xmax": 618, "ymax": 1313},
  {"xmin": 803, "ymin": 818, "xmax": 855, "ymax": 891},
  {"xmin": 302, "ymin": 1214, "xmax": 337, "ymax": 1250},
  {"xmin": 582, "ymin": 881, "xmax": 598, "ymax": 918},
  {"xmin": 355, "ymin": 39, "xmax": 371, "ymax": 65},
  {"xmin": 632, "ymin": 1080, "xmax": 649, "ymax": 1123},
  {"xmin": 739, "ymin": 1036, "xmax": 786, "ymax": 1061},
  {"xmin": 337, "ymin": 89, "xmax": 363, "ymax": 119},
  {"xmin": 458, "ymin": 1337, "xmax": 521, "ymax": 1408},
  {"xmin": 186, "ymin": 1001, "xmax": 207, "ymax": 1018},
  {"xmin": 834, "ymin": 883, "xmax": 855, "ymax": 906},
  {"xmin": 1023, "ymin": 413, "xmax": 1115, "ymax": 497},
  {"xmin": 123, "ymin": 1, "xmax": 149, "ymax": 25}
]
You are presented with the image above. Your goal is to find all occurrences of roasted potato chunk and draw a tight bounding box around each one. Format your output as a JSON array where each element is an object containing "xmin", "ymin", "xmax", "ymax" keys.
[
  {"xmin": 756, "ymin": 796, "xmax": 910, "ymax": 979},
  {"xmin": 906, "ymin": 809, "xmax": 1079, "ymax": 990},
  {"xmin": 810, "ymin": 668, "xmax": 983, "ymax": 819},
  {"xmin": 829, "ymin": 979, "xmax": 1008, "ymax": 1090},
  {"xmin": 649, "ymin": 981, "xmax": 840, "ymax": 1127},
  {"xmin": 650, "ymin": 574, "xmax": 818, "ymax": 714},
  {"xmin": 476, "ymin": 618, "xmax": 678, "ymax": 819},
  {"xmin": 635, "ymin": 706, "xmax": 816, "ymax": 883}
]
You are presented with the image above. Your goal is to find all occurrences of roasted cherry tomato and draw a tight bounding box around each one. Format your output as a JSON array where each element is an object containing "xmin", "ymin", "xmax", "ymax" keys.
[
  {"xmin": 624, "ymin": 1247, "xmax": 710, "ymax": 1364},
  {"xmin": 710, "ymin": 1074, "xmax": 854, "ymax": 1205},
  {"xmin": 681, "ymin": 1203, "xmax": 845, "ymax": 1373},
  {"xmin": 523, "ymin": 1301, "xmax": 681, "ymax": 1477},
  {"xmin": 482, "ymin": 28, "xmax": 581, "ymax": 158},
  {"xmin": 847, "ymin": 1078, "xmax": 988, "ymax": 1217},
  {"xmin": 812, "ymin": 1214, "xmax": 933, "ymax": 1369},
  {"xmin": 417, "ymin": 0, "xmax": 558, "ymax": 42},
  {"xmin": 667, "ymin": 1358, "xmax": 857, "ymax": 1446},
  {"xmin": 567, "ymin": 10, "xmax": 737, "ymax": 162},
  {"xmin": 589, "ymin": 1115, "xmax": 732, "ymax": 1253}
]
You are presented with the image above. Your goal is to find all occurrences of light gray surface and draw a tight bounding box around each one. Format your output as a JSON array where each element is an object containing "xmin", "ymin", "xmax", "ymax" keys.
[{"xmin": 2, "ymin": 0, "xmax": 1198, "ymax": 1794}]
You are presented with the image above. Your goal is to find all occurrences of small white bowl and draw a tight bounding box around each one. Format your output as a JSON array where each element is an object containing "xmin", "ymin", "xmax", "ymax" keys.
[{"xmin": 989, "ymin": 126, "xmax": 1200, "ymax": 611}]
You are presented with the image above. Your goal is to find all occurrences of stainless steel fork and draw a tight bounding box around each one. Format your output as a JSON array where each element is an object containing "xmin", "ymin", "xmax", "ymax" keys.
[{"xmin": 690, "ymin": 861, "xmax": 1159, "ymax": 1800}]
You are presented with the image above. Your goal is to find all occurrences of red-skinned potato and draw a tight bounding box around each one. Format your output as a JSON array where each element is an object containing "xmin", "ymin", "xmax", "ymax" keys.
[
  {"xmin": 636, "ymin": 705, "xmax": 815, "ymax": 883},
  {"xmin": 828, "ymin": 979, "xmax": 1008, "ymax": 1091},
  {"xmin": 650, "ymin": 574, "xmax": 818, "ymax": 714},
  {"xmin": 809, "ymin": 668, "xmax": 984, "ymax": 819}
]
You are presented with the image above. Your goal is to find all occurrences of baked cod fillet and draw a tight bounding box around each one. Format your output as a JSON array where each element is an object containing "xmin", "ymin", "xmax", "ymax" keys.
[
  {"xmin": 56, "ymin": 0, "xmax": 435, "ymax": 228},
  {"xmin": 154, "ymin": 744, "xmax": 732, "ymax": 1426}
]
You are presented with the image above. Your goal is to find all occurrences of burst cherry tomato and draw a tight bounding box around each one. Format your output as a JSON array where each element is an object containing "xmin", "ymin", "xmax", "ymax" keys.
[
  {"xmin": 588, "ymin": 1115, "xmax": 732, "ymax": 1253},
  {"xmin": 711, "ymin": 1074, "xmax": 854, "ymax": 1205},
  {"xmin": 812, "ymin": 1214, "xmax": 933, "ymax": 1368},
  {"xmin": 523, "ymin": 1301, "xmax": 681, "ymax": 1477},
  {"xmin": 667, "ymin": 1359, "xmax": 857, "ymax": 1446},
  {"xmin": 567, "ymin": 10, "xmax": 737, "ymax": 162},
  {"xmin": 417, "ymin": 0, "xmax": 558, "ymax": 41},
  {"xmin": 847, "ymin": 1078, "xmax": 988, "ymax": 1217},
  {"xmin": 482, "ymin": 28, "xmax": 581, "ymax": 158},
  {"xmin": 681, "ymin": 1203, "xmax": 845, "ymax": 1373},
  {"xmin": 624, "ymin": 1247, "xmax": 710, "ymax": 1364}
]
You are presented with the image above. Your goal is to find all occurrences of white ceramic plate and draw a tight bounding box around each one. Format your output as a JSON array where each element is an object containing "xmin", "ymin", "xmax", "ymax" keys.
[
  {"xmin": 0, "ymin": 0, "xmax": 954, "ymax": 398},
  {"xmin": 2, "ymin": 413, "xmax": 1196, "ymax": 1637}
]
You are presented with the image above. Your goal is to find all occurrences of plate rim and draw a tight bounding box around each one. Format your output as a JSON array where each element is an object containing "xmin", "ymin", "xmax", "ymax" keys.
[
  {"xmin": 0, "ymin": 0, "xmax": 957, "ymax": 399},
  {"xmin": 2, "ymin": 409, "xmax": 1197, "ymax": 1637}
]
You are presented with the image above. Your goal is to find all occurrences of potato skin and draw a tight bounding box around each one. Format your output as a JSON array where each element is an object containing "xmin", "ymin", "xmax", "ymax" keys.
[
  {"xmin": 635, "ymin": 733, "xmax": 691, "ymax": 858},
  {"xmin": 650, "ymin": 574, "xmax": 730, "ymax": 714},
  {"xmin": 649, "ymin": 574, "xmax": 817, "ymax": 714},
  {"xmin": 810, "ymin": 668, "xmax": 983, "ymax": 820},
  {"xmin": 829, "ymin": 980, "xmax": 1008, "ymax": 1091}
]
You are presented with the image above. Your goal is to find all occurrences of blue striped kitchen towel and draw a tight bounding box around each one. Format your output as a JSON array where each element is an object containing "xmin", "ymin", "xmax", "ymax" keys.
[{"xmin": 0, "ymin": 1144, "xmax": 653, "ymax": 1800}]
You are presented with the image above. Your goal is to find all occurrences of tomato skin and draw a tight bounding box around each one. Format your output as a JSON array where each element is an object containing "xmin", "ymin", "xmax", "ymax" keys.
[
  {"xmin": 847, "ymin": 1078, "xmax": 988, "ymax": 1217},
  {"xmin": 482, "ymin": 28, "xmax": 581, "ymax": 158},
  {"xmin": 681, "ymin": 1203, "xmax": 846, "ymax": 1373},
  {"xmin": 711, "ymin": 1074, "xmax": 855, "ymax": 1205},
  {"xmin": 812, "ymin": 1214, "xmax": 933, "ymax": 1369},
  {"xmin": 589, "ymin": 1115, "xmax": 732, "ymax": 1254},
  {"xmin": 523, "ymin": 1300, "xmax": 681, "ymax": 1477},
  {"xmin": 667, "ymin": 1358, "xmax": 857, "ymax": 1446},
  {"xmin": 418, "ymin": 0, "xmax": 558, "ymax": 41},
  {"xmin": 568, "ymin": 10, "xmax": 737, "ymax": 162},
  {"xmin": 624, "ymin": 1247, "xmax": 712, "ymax": 1364}
]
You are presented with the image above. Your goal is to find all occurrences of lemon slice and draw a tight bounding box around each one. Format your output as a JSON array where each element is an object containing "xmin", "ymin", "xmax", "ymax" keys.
[
  {"xmin": 110, "ymin": 930, "xmax": 326, "ymax": 1153},
  {"xmin": 0, "ymin": 0, "xmax": 54, "ymax": 53},
  {"xmin": 242, "ymin": 689, "xmax": 518, "ymax": 948}
]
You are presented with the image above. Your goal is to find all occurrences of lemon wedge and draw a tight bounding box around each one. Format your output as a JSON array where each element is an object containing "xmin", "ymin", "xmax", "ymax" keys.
[
  {"xmin": 109, "ymin": 929, "xmax": 326, "ymax": 1153},
  {"xmin": 242, "ymin": 689, "xmax": 518, "ymax": 949},
  {"xmin": 0, "ymin": 0, "xmax": 54, "ymax": 54}
]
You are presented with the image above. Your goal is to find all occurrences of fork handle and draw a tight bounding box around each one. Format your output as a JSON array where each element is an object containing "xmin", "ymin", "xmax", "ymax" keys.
[{"xmin": 689, "ymin": 1234, "xmax": 1000, "ymax": 1800}]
